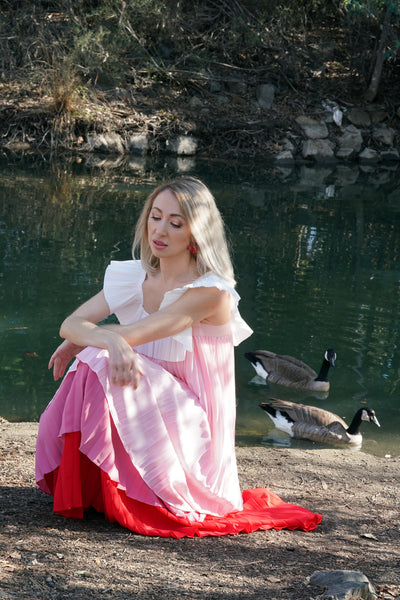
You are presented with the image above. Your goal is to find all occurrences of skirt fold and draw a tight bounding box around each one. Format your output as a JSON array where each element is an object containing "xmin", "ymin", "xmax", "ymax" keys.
[{"xmin": 43, "ymin": 431, "xmax": 322, "ymax": 538}]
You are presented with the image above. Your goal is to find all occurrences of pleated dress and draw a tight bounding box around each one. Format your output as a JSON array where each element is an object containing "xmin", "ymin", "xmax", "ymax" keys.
[{"xmin": 35, "ymin": 260, "xmax": 322, "ymax": 537}]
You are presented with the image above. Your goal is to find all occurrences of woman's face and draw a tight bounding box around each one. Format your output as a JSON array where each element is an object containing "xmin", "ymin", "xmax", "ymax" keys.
[{"xmin": 147, "ymin": 189, "xmax": 192, "ymax": 260}]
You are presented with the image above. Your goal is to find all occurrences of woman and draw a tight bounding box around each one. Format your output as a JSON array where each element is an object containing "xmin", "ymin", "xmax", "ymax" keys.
[{"xmin": 36, "ymin": 176, "xmax": 322, "ymax": 537}]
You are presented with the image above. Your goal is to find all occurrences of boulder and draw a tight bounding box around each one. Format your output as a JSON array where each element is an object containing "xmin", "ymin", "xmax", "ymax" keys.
[
  {"xmin": 165, "ymin": 135, "xmax": 198, "ymax": 155},
  {"xmin": 347, "ymin": 108, "xmax": 371, "ymax": 127},
  {"xmin": 296, "ymin": 115, "xmax": 329, "ymax": 139},
  {"xmin": 126, "ymin": 133, "xmax": 149, "ymax": 155},
  {"xmin": 359, "ymin": 147, "xmax": 379, "ymax": 162},
  {"xmin": 86, "ymin": 133, "xmax": 125, "ymax": 154},
  {"xmin": 372, "ymin": 125, "xmax": 396, "ymax": 146},
  {"xmin": 338, "ymin": 125, "xmax": 363, "ymax": 154},
  {"xmin": 302, "ymin": 138, "xmax": 335, "ymax": 161},
  {"xmin": 256, "ymin": 83, "xmax": 276, "ymax": 109},
  {"xmin": 309, "ymin": 570, "xmax": 377, "ymax": 600}
]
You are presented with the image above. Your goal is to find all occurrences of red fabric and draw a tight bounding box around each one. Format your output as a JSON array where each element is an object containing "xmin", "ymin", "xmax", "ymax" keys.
[{"xmin": 44, "ymin": 432, "xmax": 322, "ymax": 538}]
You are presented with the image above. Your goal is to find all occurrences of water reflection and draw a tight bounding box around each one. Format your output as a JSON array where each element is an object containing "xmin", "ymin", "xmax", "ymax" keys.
[{"xmin": 1, "ymin": 152, "xmax": 399, "ymax": 458}]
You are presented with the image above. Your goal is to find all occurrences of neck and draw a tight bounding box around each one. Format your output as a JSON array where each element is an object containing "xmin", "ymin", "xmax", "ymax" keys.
[
  {"xmin": 315, "ymin": 358, "xmax": 331, "ymax": 382},
  {"xmin": 158, "ymin": 255, "xmax": 199, "ymax": 286},
  {"xmin": 346, "ymin": 409, "xmax": 363, "ymax": 435}
]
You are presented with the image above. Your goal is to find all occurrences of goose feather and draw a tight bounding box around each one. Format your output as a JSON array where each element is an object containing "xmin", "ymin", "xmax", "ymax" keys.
[
  {"xmin": 259, "ymin": 398, "xmax": 380, "ymax": 445},
  {"xmin": 245, "ymin": 349, "xmax": 336, "ymax": 391}
]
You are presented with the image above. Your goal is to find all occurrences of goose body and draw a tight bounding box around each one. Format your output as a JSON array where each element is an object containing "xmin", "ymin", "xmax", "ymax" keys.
[
  {"xmin": 245, "ymin": 349, "xmax": 336, "ymax": 391},
  {"xmin": 259, "ymin": 398, "xmax": 380, "ymax": 446}
]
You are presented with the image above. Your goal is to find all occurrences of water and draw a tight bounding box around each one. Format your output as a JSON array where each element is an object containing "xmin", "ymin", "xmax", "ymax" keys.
[{"xmin": 1, "ymin": 154, "xmax": 400, "ymax": 458}]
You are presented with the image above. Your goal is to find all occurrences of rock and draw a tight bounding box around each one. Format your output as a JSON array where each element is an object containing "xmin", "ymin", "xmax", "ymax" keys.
[
  {"xmin": 86, "ymin": 133, "xmax": 125, "ymax": 154},
  {"xmin": 367, "ymin": 106, "xmax": 387, "ymax": 124},
  {"xmin": 359, "ymin": 147, "xmax": 379, "ymax": 162},
  {"xmin": 275, "ymin": 150, "xmax": 295, "ymax": 163},
  {"xmin": 309, "ymin": 569, "xmax": 377, "ymax": 600},
  {"xmin": 126, "ymin": 133, "xmax": 149, "ymax": 155},
  {"xmin": 347, "ymin": 108, "xmax": 371, "ymax": 128},
  {"xmin": 381, "ymin": 148, "xmax": 400, "ymax": 161},
  {"xmin": 280, "ymin": 137, "xmax": 296, "ymax": 152},
  {"xmin": 296, "ymin": 115, "xmax": 329, "ymax": 139},
  {"xmin": 336, "ymin": 146, "xmax": 358, "ymax": 160},
  {"xmin": 372, "ymin": 125, "xmax": 396, "ymax": 146},
  {"xmin": 302, "ymin": 138, "xmax": 335, "ymax": 161},
  {"xmin": 256, "ymin": 83, "xmax": 276, "ymax": 109},
  {"xmin": 165, "ymin": 135, "xmax": 198, "ymax": 155},
  {"xmin": 338, "ymin": 125, "xmax": 363, "ymax": 154}
]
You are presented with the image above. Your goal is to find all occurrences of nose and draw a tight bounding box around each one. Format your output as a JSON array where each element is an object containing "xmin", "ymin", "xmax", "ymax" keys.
[{"xmin": 155, "ymin": 217, "xmax": 168, "ymax": 235}]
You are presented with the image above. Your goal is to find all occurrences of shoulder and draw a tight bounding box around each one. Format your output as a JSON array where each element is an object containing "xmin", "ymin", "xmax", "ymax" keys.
[
  {"xmin": 104, "ymin": 259, "xmax": 145, "ymax": 280},
  {"xmin": 188, "ymin": 273, "xmax": 253, "ymax": 341},
  {"xmin": 182, "ymin": 285, "xmax": 232, "ymax": 325},
  {"xmin": 189, "ymin": 272, "xmax": 240, "ymax": 307},
  {"xmin": 103, "ymin": 260, "xmax": 146, "ymax": 313}
]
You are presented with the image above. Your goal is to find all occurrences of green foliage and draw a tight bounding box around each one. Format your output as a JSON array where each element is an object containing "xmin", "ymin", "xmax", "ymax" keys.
[
  {"xmin": 341, "ymin": 0, "xmax": 400, "ymax": 20},
  {"xmin": 3, "ymin": 0, "xmax": 399, "ymax": 105}
]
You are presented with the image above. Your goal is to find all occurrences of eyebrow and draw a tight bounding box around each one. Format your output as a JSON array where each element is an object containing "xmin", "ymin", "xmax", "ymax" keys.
[{"xmin": 151, "ymin": 205, "xmax": 186, "ymax": 219}]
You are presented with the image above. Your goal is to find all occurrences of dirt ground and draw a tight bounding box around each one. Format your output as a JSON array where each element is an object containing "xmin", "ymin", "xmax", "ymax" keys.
[{"xmin": 0, "ymin": 421, "xmax": 399, "ymax": 600}]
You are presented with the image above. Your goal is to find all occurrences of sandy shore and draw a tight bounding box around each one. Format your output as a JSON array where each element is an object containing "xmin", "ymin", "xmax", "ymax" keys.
[{"xmin": 0, "ymin": 421, "xmax": 399, "ymax": 599}]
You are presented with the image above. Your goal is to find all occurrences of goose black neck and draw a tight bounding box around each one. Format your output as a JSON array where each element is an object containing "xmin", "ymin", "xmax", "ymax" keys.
[
  {"xmin": 315, "ymin": 358, "xmax": 331, "ymax": 382},
  {"xmin": 346, "ymin": 409, "xmax": 364, "ymax": 435}
]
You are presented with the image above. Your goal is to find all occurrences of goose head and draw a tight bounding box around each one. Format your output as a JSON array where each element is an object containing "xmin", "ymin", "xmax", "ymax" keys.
[
  {"xmin": 325, "ymin": 349, "xmax": 336, "ymax": 367},
  {"xmin": 347, "ymin": 407, "xmax": 380, "ymax": 434}
]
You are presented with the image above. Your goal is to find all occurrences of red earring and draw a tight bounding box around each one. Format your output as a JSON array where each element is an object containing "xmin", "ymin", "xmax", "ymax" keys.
[{"xmin": 188, "ymin": 243, "xmax": 197, "ymax": 255}]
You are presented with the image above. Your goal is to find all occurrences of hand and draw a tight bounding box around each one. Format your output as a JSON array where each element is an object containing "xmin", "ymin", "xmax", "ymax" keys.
[
  {"xmin": 107, "ymin": 336, "xmax": 145, "ymax": 389},
  {"xmin": 48, "ymin": 340, "xmax": 85, "ymax": 380}
]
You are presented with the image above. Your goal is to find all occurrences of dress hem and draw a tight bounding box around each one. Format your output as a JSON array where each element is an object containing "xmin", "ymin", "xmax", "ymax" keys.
[{"xmin": 37, "ymin": 432, "xmax": 323, "ymax": 539}]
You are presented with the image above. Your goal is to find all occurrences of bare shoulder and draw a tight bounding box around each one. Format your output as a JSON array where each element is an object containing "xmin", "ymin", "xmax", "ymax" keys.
[{"xmin": 184, "ymin": 286, "xmax": 232, "ymax": 325}]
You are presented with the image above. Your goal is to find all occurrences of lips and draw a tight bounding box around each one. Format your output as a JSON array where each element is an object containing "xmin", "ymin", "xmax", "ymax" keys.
[{"xmin": 152, "ymin": 239, "xmax": 167, "ymax": 249}]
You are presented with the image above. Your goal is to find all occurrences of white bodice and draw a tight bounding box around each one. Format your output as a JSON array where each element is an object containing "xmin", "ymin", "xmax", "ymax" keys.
[{"xmin": 103, "ymin": 260, "xmax": 253, "ymax": 361}]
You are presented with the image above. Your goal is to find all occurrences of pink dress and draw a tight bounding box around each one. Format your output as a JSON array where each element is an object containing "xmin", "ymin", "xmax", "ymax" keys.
[{"xmin": 35, "ymin": 260, "xmax": 322, "ymax": 537}]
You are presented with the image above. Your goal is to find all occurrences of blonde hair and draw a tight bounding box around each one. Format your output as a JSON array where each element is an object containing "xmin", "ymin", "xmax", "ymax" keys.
[{"xmin": 132, "ymin": 177, "xmax": 236, "ymax": 287}]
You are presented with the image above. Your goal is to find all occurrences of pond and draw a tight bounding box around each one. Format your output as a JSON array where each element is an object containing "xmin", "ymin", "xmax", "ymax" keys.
[{"xmin": 1, "ymin": 152, "xmax": 400, "ymax": 458}]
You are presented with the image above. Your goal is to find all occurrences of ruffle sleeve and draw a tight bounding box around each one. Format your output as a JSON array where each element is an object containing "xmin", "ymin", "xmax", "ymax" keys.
[
  {"xmin": 161, "ymin": 273, "xmax": 253, "ymax": 353},
  {"xmin": 102, "ymin": 261, "xmax": 252, "ymax": 361},
  {"xmin": 103, "ymin": 260, "xmax": 146, "ymax": 324}
]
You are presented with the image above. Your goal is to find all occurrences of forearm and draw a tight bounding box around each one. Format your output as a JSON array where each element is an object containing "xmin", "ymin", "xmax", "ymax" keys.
[
  {"xmin": 60, "ymin": 316, "xmax": 123, "ymax": 349},
  {"xmin": 102, "ymin": 310, "xmax": 194, "ymax": 347},
  {"xmin": 101, "ymin": 286, "xmax": 231, "ymax": 347}
]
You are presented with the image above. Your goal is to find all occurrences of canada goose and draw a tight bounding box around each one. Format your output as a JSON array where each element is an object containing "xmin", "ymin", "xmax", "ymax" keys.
[
  {"xmin": 245, "ymin": 349, "xmax": 336, "ymax": 392},
  {"xmin": 259, "ymin": 398, "xmax": 380, "ymax": 446}
]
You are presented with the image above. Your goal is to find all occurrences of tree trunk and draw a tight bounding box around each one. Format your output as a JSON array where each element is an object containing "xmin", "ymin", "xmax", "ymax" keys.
[{"xmin": 364, "ymin": 4, "xmax": 393, "ymax": 102}]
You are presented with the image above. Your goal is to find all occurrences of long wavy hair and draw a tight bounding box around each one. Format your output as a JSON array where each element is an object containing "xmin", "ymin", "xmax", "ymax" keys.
[{"xmin": 132, "ymin": 177, "xmax": 236, "ymax": 287}]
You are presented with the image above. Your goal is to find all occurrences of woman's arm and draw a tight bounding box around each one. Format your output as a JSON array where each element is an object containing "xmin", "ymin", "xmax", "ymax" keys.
[
  {"xmin": 102, "ymin": 286, "xmax": 232, "ymax": 347},
  {"xmin": 48, "ymin": 339, "xmax": 86, "ymax": 380},
  {"xmin": 58, "ymin": 286, "xmax": 231, "ymax": 387},
  {"xmin": 58, "ymin": 290, "xmax": 144, "ymax": 388}
]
